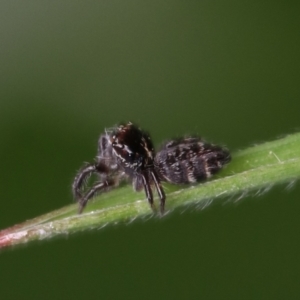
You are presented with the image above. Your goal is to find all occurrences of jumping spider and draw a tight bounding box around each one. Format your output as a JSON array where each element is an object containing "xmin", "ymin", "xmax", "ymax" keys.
[{"xmin": 72, "ymin": 122, "xmax": 231, "ymax": 214}]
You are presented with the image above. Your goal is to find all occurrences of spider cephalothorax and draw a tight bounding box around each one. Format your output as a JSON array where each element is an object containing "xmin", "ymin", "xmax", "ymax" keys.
[
  {"xmin": 72, "ymin": 122, "xmax": 165, "ymax": 213},
  {"xmin": 109, "ymin": 123, "xmax": 154, "ymax": 173},
  {"xmin": 72, "ymin": 122, "xmax": 231, "ymax": 214}
]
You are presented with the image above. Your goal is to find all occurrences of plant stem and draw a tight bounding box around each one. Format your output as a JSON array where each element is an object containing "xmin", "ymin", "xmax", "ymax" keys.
[{"xmin": 1, "ymin": 132, "xmax": 300, "ymax": 249}]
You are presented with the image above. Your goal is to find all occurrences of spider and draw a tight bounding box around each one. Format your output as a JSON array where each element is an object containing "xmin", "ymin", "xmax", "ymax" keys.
[{"xmin": 72, "ymin": 122, "xmax": 231, "ymax": 214}]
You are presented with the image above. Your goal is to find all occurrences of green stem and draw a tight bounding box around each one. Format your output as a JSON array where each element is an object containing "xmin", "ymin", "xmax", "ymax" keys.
[{"xmin": 1, "ymin": 132, "xmax": 300, "ymax": 249}]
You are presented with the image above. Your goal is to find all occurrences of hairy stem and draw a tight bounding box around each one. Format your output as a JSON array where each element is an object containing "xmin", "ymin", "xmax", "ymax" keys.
[{"xmin": 1, "ymin": 132, "xmax": 300, "ymax": 249}]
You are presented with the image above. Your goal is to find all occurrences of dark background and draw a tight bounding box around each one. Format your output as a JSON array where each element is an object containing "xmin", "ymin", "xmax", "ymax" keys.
[{"xmin": 1, "ymin": 1, "xmax": 300, "ymax": 299}]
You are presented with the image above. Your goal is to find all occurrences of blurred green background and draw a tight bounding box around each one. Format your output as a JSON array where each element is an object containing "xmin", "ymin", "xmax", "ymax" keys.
[{"xmin": 1, "ymin": 1, "xmax": 300, "ymax": 299}]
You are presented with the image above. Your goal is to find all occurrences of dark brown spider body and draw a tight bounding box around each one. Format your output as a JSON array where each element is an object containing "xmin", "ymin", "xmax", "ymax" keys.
[
  {"xmin": 72, "ymin": 122, "xmax": 231, "ymax": 214},
  {"xmin": 73, "ymin": 122, "xmax": 165, "ymax": 213}
]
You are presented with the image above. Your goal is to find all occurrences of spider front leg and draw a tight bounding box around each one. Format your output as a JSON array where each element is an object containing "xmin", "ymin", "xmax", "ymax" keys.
[
  {"xmin": 72, "ymin": 163, "xmax": 95, "ymax": 199},
  {"xmin": 72, "ymin": 161, "xmax": 113, "ymax": 213},
  {"xmin": 78, "ymin": 178, "xmax": 116, "ymax": 213}
]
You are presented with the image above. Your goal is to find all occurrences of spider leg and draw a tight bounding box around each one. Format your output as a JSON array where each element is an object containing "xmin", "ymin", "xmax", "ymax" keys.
[
  {"xmin": 78, "ymin": 179, "xmax": 115, "ymax": 213},
  {"xmin": 72, "ymin": 161, "xmax": 110, "ymax": 201},
  {"xmin": 141, "ymin": 172, "xmax": 155, "ymax": 211},
  {"xmin": 72, "ymin": 163, "xmax": 98, "ymax": 200},
  {"xmin": 150, "ymin": 170, "xmax": 166, "ymax": 214}
]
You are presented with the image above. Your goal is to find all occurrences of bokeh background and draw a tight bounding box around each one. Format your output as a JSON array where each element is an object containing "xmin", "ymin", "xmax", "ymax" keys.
[{"xmin": 1, "ymin": 1, "xmax": 300, "ymax": 299}]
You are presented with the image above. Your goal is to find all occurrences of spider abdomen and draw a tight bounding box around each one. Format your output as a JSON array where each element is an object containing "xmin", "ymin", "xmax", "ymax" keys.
[{"xmin": 154, "ymin": 137, "xmax": 231, "ymax": 184}]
